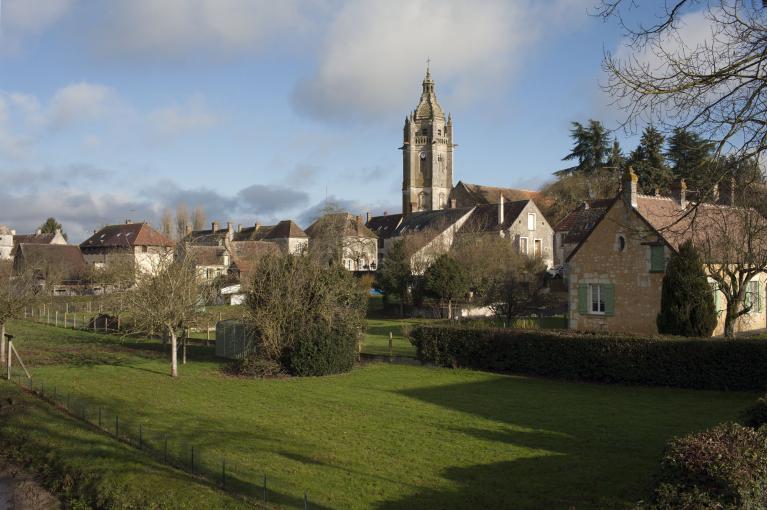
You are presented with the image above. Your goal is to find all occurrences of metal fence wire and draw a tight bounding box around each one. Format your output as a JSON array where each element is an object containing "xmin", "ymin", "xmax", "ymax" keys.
[{"xmin": 5, "ymin": 369, "xmax": 314, "ymax": 509}]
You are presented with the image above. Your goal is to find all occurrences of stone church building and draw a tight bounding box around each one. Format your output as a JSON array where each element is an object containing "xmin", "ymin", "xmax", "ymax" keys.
[{"xmin": 368, "ymin": 67, "xmax": 554, "ymax": 268}]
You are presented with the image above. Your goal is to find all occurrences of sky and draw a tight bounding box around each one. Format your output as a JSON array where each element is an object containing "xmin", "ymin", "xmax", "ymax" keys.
[{"xmin": 0, "ymin": 0, "xmax": 683, "ymax": 242}]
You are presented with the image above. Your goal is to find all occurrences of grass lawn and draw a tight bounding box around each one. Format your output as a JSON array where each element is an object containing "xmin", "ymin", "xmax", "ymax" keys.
[
  {"xmin": 361, "ymin": 318, "xmax": 427, "ymax": 358},
  {"xmin": 2, "ymin": 321, "xmax": 757, "ymax": 509}
]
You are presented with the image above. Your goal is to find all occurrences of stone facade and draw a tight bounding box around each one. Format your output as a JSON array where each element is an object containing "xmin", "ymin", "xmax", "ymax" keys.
[{"xmin": 402, "ymin": 67, "xmax": 454, "ymax": 215}]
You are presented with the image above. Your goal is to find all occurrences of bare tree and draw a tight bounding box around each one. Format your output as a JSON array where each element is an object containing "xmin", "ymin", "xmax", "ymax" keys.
[
  {"xmin": 192, "ymin": 205, "xmax": 206, "ymax": 232},
  {"xmin": 160, "ymin": 208, "xmax": 174, "ymax": 240},
  {"xmin": 0, "ymin": 262, "xmax": 40, "ymax": 364},
  {"xmin": 121, "ymin": 254, "xmax": 210, "ymax": 377},
  {"xmin": 601, "ymin": 1, "xmax": 767, "ymax": 170},
  {"xmin": 175, "ymin": 203, "xmax": 190, "ymax": 240}
]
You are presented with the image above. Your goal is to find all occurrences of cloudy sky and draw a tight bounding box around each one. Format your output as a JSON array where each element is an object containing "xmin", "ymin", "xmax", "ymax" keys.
[{"xmin": 0, "ymin": 0, "xmax": 680, "ymax": 241}]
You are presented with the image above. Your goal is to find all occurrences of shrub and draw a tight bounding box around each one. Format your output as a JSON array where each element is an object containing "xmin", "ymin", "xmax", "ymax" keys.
[
  {"xmin": 643, "ymin": 423, "xmax": 767, "ymax": 509},
  {"xmin": 411, "ymin": 325, "xmax": 767, "ymax": 390},
  {"xmin": 244, "ymin": 253, "xmax": 366, "ymax": 377},
  {"xmin": 741, "ymin": 395, "xmax": 767, "ymax": 428},
  {"xmin": 657, "ymin": 240, "xmax": 717, "ymax": 337},
  {"xmin": 227, "ymin": 356, "xmax": 284, "ymax": 378}
]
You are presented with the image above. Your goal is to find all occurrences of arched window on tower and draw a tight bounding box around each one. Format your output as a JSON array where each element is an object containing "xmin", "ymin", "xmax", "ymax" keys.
[
  {"xmin": 418, "ymin": 192, "xmax": 427, "ymax": 211},
  {"xmin": 439, "ymin": 193, "xmax": 446, "ymax": 208}
]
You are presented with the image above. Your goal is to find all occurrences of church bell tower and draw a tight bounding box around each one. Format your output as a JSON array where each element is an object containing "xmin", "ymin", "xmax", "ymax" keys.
[{"xmin": 401, "ymin": 65, "xmax": 454, "ymax": 215}]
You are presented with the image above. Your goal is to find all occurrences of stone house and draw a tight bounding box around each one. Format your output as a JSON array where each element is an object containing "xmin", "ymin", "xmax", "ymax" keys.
[
  {"xmin": 260, "ymin": 220, "xmax": 309, "ymax": 255},
  {"xmin": 553, "ymin": 199, "xmax": 612, "ymax": 266},
  {"xmin": 306, "ymin": 213, "xmax": 378, "ymax": 271},
  {"xmin": 80, "ymin": 221, "xmax": 174, "ymax": 276},
  {"xmin": 566, "ymin": 168, "xmax": 766, "ymax": 337},
  {"xmin": 0, "ymin": 225, "xmax": 15, "ymax": 260},
  {"xmin": 14, "ymin": 243, "xmax": 87, "ymax": 295}
]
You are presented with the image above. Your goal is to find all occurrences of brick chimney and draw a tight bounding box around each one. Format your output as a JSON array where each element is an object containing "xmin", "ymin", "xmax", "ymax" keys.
[
  {"xmin": 237, "ymin": 224, "xmax": 242, "ymax": 233},
  {"xmin": 718, "ymin": 177, "xmax": 735, "ymax": 206},
  {"xmin": 498, "ymin": 195, "xmax": 505, "ymax": 225},
  {"xmin": 366, "ymin": 211, "xmax": 371, "ymax": 223},
  {"xmin": 671, "ymin": 178, "xmax": 688, "ymax": 208},
  {"xmin": 211, "ymin": 221, "xmax": 219, "ymax": 233},
  {"xmin": 622, "ymin": 166, "xmax": 638, "ymax": 209}
]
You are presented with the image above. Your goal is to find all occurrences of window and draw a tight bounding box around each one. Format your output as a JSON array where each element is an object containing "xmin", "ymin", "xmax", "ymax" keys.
[
  {"xmin": 745, "ymin": 280, "xmax": 762, "ymax": 313},
  {"xmin": 437, "ymin": 129, "xmax": 442, "ymax": 135},
  {"xmin": 439, "ymin": 193, "xmax": 446, "ymax": 208},
  {"xmin": 519, "ymin": 237, "xmax": 528, "ymax": 255},
  {"xmin": 590, "ymin": 284, "xmax": 605, "ymax": 313},
  {"xmin": 618, "ymin": 235, "xmax": 626, "ymax": 252},
  {"xmin": 527, "ymin": 213, "xmax": 536, "ymax": 231},
  {"xmin": 650, "ymin": 245, "xmax": 665, "ymax": 272},
  {"xmin": 418, "ymin": 192, "xmax": 427, "ymax": 210},
  {"xmin": 534, "ymin": 239, "xmax": 542, "ymax": 257},
  {"xmin": 141, "ymin": 245, "xmax": 148, "ymax": 253},
  {"xmin": 421, "ymin": 128, "xmax": 427, "ymax": 135}
]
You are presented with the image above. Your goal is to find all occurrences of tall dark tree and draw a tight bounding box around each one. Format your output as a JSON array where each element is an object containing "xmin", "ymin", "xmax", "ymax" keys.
[
  {"xmin": 606, "ymin": 138, "xmax": 625, "ymax": 171},
  {"xmin": 376, "ymin": 240, "xmax": 411, "ymax": 317},
  {"xmin": 666, "ymin": 128, "xmax": 715, "ymax": 189},
  {"xmin": 629, "ymin": 126, "xmax": 672, "ymax": 194},
  {"xmin": 559, "ymin": 120, "xmax": 611, "ymax": 176},
  {"xmin": 424, "ymin": 254, "xmax": 469, "ymax": 320},
  {"xmin": 39, "ymin": 217, "xmax": 67, "ymax": 241},
  {"xmin": 657, "ymin": 241, "xmax": 717, "ymax": 337}
]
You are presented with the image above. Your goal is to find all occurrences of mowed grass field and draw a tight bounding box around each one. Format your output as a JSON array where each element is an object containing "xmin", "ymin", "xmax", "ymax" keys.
[{"xmin": 2, "ymin": 320, "xmax": 757, "ymax": 509}]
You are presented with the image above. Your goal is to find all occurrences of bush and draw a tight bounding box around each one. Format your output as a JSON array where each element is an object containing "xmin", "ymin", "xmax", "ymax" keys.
[
  {"xmin": 411, "ymin": 325, "xmax": 767, "ymax": 390},
  {"xmin": 643, "ymin": 423, "xmax": 767, "ymax": 509},
  {"xmin": 741, "ymin": 395, "xmax": 767, "ymax": 428},
  {"xmin": 227, "ymin": 356, "xmax": 284, "ymax": 378},
  {"xmin": 244, "ymin": 254, "xmax": 366, "ymax": 377}
]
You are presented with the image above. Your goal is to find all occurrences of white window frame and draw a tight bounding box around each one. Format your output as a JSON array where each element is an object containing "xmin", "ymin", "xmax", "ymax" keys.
[
  {"xmin": 589, "ymin": 284, "xmax": 606, "ymax": 314},
  {"xmin": 527, "ymin": 212, "xmax": 536, "ymax": 231},
  {"xmin": 533, "ymin": 238, "xmax": 542, "ymax": 257},
  {"xmin": 519, "ymin": 236, "xmax": 529, "ymax": 255}
]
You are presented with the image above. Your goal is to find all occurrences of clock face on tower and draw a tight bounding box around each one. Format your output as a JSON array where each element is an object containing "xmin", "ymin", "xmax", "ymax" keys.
[{"xmin": 419, "ymin": 151, "xmax": 427, "ymax": 160}]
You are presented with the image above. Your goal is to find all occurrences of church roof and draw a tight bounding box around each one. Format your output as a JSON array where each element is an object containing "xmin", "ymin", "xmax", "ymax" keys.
[
  {"xmin": 457, "ymin": 201, "xmax": 530, "ymax": 234},
  {"xmin": 413, "ymin": 67, "xmax": 445, "ymax": 120},
  {"xmin": 366, "ymin": 214, "xmax": 403, "ymax": 240},
  {"xmin": 453, "ymin": 181, "xmax": 545, "ymax": 205}
]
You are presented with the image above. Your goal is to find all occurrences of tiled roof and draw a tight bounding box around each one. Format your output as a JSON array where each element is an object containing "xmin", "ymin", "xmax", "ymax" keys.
[
  {"xmin": 230, "ymin": 241, "xmax": 280, "ymax": 277},
  {"xmin": 365, "ymin": 214, "xmax": 403, "ymax": 240},
  {"xmin": 457, "ymin": 201, "xmax": 529, "ymax": 234},
  {"xmin": 80, "ymin": 223, "xmax": 174, "ymax": 249},
  {"xmin": 184, "ymin": 229, "xmax": 230, "ymax": 246},
  {"xmin": 233, "ymin": 224, "xmax": 274, "ymax": 241},
  {"xmin": 13, "ymin": 232, "xmax": 56, "ymax": 246},
  {"xmin": 454, "ymin": 181, "xmax": 550, "ymax": 207},
  {"xmin": 305, "ymin": 213, "xmax": 377, "ymax": 239},
  {"xmin": 16, "ymin": 244, "xmax": 87, "ymax": 280},
  {"xmin": 186, "ymin": 245, "xmax": 226, "ymax": 266},
  {"xmin": 264, "ymin": 220, "xmax": 308, "ymax": 239},
  {"xmin": 554, "ymin": 199, "xmax": 615, "ymax": 244}
]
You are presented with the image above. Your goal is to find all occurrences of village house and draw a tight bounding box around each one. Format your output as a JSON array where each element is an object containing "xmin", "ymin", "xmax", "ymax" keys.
[
  {"xmin": 13, "ymin": 243, "xmax": 87, "ymax": 295},
  {"xmin": 566, "ymin": 168, "xmax": 766, "ymax": 337},
  {"xmin": 306, "ymin": 213, "xmax": 378, "ymax": 271},
  {"xmin": 80, "ymin": 221, "xmax": 174, "ymax": 276},
  {"xmin": 0, "ymin": 225, "xmax": 15, "ymax": 260},
  {"xmin": 553, "ymin": 199, "xmax": 612, "ymax": 266}
]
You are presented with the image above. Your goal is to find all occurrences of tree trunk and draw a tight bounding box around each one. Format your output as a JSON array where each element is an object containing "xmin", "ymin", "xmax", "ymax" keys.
[
  {"xmin": 170, "ymin": 329, "xmax": 178, "ymax": 377},
  {"xmin": 447, "ymin": 299, "xmax": 452, "ymax": 320},
  {"xmin": 724, "ymin": 304, "xmax": 737, "ymax": 339},
  {"xmin": 0, "ymin": 322, "xmax": 5, "ymax": 364},
  {"xmin": 182, "ymin": 334, "xmax": 187, "ymax": 365}
]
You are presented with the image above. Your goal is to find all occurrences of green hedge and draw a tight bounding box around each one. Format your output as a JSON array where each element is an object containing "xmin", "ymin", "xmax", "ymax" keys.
[{"xmin": 410, "ymin": 325, "xmax": 767, "ymax": 391}]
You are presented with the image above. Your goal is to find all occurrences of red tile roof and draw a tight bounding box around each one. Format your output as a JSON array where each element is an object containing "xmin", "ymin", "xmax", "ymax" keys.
[{"xmin": 81, "ymin": 223, "xmax": 174, "ymax": 249}]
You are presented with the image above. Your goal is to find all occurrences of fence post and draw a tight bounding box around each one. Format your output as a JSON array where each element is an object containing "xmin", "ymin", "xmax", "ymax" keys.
[
  {"xmin": 47, "ymin": 309, "xmax": 50, "ymax": 324},
  {"xmin": 64, "ymin": 312, "xmax": 68, "ymax": 328},
  {"xmin": 206, "ymin": 324, "xmax": 210, "ymax": 344},
  {"xmin": 55, "ymin": 311, "xmax": 58, "ymax": 327},
  {"xmin": 73, "ymin": 313, "xmax": 77, "ymax": 329},
  {"xmin": 66, "ymin": 303, "xmax": 69, "ymax": 314},
  {"xmin": 389, "ymin": 331, "xmax": 393, "ymax": 357}
]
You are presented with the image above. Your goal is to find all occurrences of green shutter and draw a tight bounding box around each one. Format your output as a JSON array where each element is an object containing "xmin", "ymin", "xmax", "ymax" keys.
[
  {"xmin": 578, "ymin": 284, "xmax": 588, "ymax": 314},
  {"xmin": 603, "ymin": 284, "xmax": 615, "ymax": 316},
  {"xmin": 758, "ymin": 283, "xmax": 763, "ymax": 313},
  {"xmin": 650, "ymin": 246, "xmax": 665, "ymax": 272},
  {"xmin": 712, "ymin": 284, "xmax": 719, "ymax": 311}
]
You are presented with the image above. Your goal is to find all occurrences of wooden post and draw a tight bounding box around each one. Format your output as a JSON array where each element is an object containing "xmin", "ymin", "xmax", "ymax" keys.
[
  {"xmin": 5, "ymin": 339, "xmax": 10, "ymax": 380},
  {"xmin": 73, "ymin": 313, "xmax": 77, "ymax": 329},
  {"xmin": 218, "ymin": 312, "xmax": 222, "ymax": 323},
  {"xmin": 55, "ymin": 311, "xmax": 59, "ymax": 327},
  {"xmin": 117, "ymin": 315, "xmax": 120, "ymax": 331},
  {"xmin": 66, "ymin": 303, "xmax": 69, "ymax": 314},
  {"xmin": 389, "ymin": 331, "xmax": 393, "ymax": 357},
  {"xmin": 0, "ymin": 324, "xmax": 5, "ymax": 364},
  {"xmin": 64, "ymin": 312, "xmax": 68, "ymax": 328}
]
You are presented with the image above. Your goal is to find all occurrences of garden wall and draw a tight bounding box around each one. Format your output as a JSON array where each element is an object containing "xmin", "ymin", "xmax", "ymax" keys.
[{"xmin": 411, "ymin": 325, "xmax": 767, "ymax": 391}]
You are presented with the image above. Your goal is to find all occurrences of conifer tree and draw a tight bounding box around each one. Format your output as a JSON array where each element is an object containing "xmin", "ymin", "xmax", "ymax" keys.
[
  {"xmin": 376, "ymin": 240, "xmax": 411, "ymax": 317},
  {"xmin": 657, "ymin": 241, "xmax": 717, "ymax": 337},
  {"xmin": 629, "ymin": 126, "xmax": 672, "ymax": 194},
  {"xmin": 666, "ymin": 128, "xmax": 715, "ymax": 189}
]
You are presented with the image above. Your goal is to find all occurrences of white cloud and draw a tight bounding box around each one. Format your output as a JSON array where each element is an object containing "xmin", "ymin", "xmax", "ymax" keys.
[
  {"xmin": 3, "ymin": 0, "xmax": 73, "ymax": 32},
  {"xmin": 147, "ymin": 95, "xmax": 219, "ymax": 141},
  {"xmin": 292, "ymin": 0, "xmax": 590, "ymax": 121},
  {"xmin": 49, "ymin": 82, "xmax": 120, "ymax": 127}
]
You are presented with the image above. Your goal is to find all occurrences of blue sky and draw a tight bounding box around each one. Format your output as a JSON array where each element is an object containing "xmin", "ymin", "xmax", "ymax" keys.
[{"xmin": 0, "ymin": 0, "xmax": 667, "ymax": 241}]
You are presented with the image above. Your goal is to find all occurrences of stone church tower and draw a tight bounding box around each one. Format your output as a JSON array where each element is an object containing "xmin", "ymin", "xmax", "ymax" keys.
[{"xmin": 401, "ymin": 67, "xmax": 454, "ymax": 215}]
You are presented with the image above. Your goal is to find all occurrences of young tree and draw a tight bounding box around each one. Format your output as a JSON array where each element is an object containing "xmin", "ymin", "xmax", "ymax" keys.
[
  {"xmin": 39, "ymin": 217, "xmax": 67, "ymax": 240},
  {"xmin": 0, "ymin": 262, "xmax": 39, "ymax": 365},
  {"xmin": 423, "ymin": 254, "xmax": 469, "ymax": 319},
  {"xmin": 376, "ymin": 239, "xmax": 411, "ymax": 316},
  {"xmin": 175, "ymin": 203, "xmax": 190, "ymax": 240},
  {"xmin": 657, "ymin": 241, "xmax": 717, "ymax": 337},
  {"xmin": 192, "ymin": 206, "xmax": 206, "ymax": 232},
  {"xmin": 121, "ymin": 255, "xmax": 209, "ymax": 377},
  {"xmin": 628, "ymin": 126, "xmax": 672, "ymax": 194}
]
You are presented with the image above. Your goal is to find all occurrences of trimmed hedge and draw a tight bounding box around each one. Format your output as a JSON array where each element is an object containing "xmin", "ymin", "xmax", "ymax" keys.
[{"xmin": 410, "ymin": 325, "xmax": 767, "ymax": 390}]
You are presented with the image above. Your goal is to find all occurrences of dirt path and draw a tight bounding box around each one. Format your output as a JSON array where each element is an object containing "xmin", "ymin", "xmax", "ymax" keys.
[{"xmin": 0, "ymin": 459, "xmax": 59, "ymax": 510}]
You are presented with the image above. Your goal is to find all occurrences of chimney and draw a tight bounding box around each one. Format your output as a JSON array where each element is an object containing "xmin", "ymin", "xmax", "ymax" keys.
[
  {"xmin": 237, "ymin": 224, "xmax": 242, "ymax": 233},
  {"xmin": 498, "ymin": 195, "xmax": 505, "ymax": 225},
  {"xmin": 450, "ymin": 198, "xmax": 457, "ymax": 209},
  {"xmin": 226, "ymin": 222, "xmax": 232, "ymax": 232},
  {"xmin": 671, "ymin": 178, "xmax": 688, "ymax": 208},
  {"xmin": 35, "ymin": 228, "xmax": 42, "ymax": 235},
  {"xmin": 622, "ymin": 166, "xmax": 638, "ymax": 209},
  {"xmin": 383, "ymin": 211, "xmax": 388, "ymax": 216},
  {"xmin": 211, "ymin": 221, "xmax": 219, "ymax": 233},
  {"xmin": 718, "ymin": 177, "xmax": 735, "ymax": 206},
  {"xmin": 366, "ymin": 212, "xmax": 371, "ymax": 223}
]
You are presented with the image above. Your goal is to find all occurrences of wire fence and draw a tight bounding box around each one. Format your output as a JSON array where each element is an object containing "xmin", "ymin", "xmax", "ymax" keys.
[{"xmin": 4, "ymin": 365, "xmax": 315, "ymax": 509}]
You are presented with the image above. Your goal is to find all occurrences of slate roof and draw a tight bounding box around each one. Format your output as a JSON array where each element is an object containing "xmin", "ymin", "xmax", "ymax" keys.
[
  {"xmin": 305, "ymin": 213, "xmax": 377, "ymax": 239},
  {"xmin": 554, "ymin": 199, "xmax": 615, "ymax": 244},
  {"xmin": 16, "ymin": 244, "xmax": 87, "ymax": 280},
  {"xmin": 81, "ymin": 223, "xmax": 174, "ymax": 249},
  {"xmin": 366, "ymin": 214, "xmax": 403, "ymax": 240},
  {"xmin": 392, "ymin": 208, "xmax": 472, "ymax": 237},
  {"xmin": 456, "ymin": 201, "xmax": 529, "ymax": 234},
  {"xmin": 233, "ymin": 224, "xmax": 274, "ymax": 241},
  {"xmin": 184, "ymin": 229, "xmax": 230, "ymax": 246}
]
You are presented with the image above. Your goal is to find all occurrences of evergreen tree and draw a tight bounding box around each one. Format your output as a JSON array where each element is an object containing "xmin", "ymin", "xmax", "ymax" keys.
[
  {"xmin": 666, "ymin": 128, "xmax": 715, "ymax": 189},
  {"xmin": 606, "ymin": 138, "xmax": 625, "ymax": 171},
  {"xmin": 629, "ymin": 126, "xmax": 672, "ymax": 194},
  {"xmin": 376, "ymin": 240, "xmax": 411, "ymax": 317},
  {"xmin": 39, "ymin": 217, "xmax": 67, "ymax": 241},
  {"xmin": 424, "ymin": 254, "xmax": 469, "ymax": 319},
  {"xmin": 657, "ymin": 241, "xmax": 717, "ymax": 337},
  {"xmin": 559, "ymin": 120, "xmax": 610, "ymax": 176}
]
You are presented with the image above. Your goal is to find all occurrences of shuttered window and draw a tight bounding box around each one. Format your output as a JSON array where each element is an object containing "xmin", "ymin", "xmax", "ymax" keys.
[
  {"xmin": 745, "ymin": 280, "xmax": 762, "ymax": 314},
  {"xmin": 578, "ymin": 283, "xmax": 615, "ymax": 316},
  {"xmin": 650, "ymin": 245, "xmax": 666, "ymax": 272}
]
